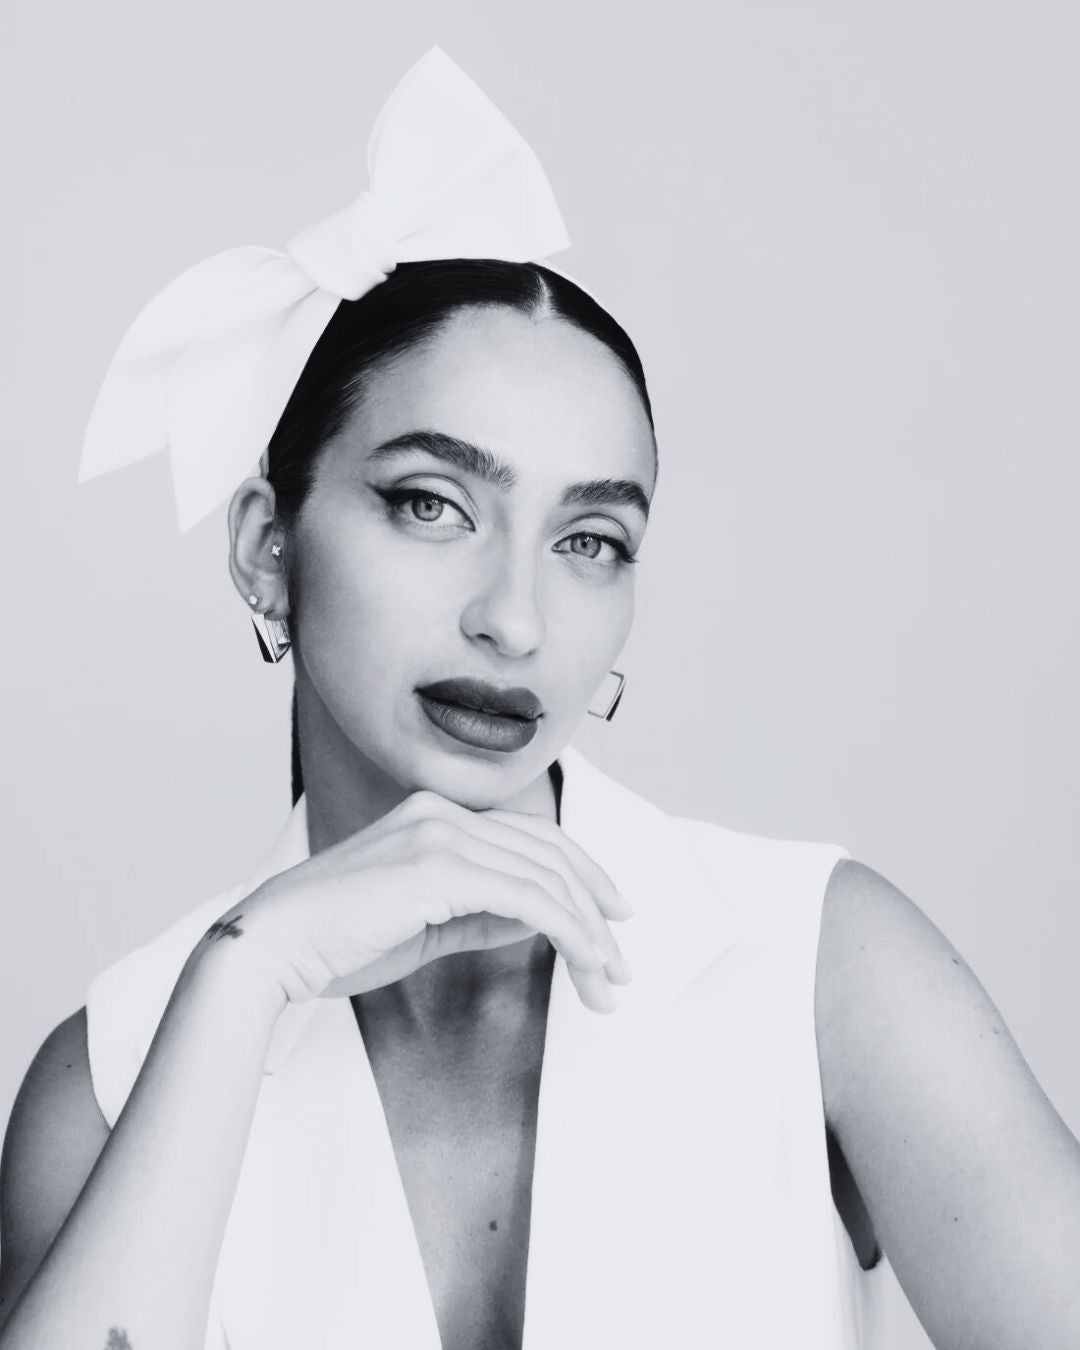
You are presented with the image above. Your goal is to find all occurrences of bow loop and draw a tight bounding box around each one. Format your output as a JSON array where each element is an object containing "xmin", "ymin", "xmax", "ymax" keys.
[
  {"xmin": 76, "ymin": 45, "xmax": 572, "ymax": 534},
  {"xmin": 285, "ymin": 191, "xmax": 399, "ymax": 301}
]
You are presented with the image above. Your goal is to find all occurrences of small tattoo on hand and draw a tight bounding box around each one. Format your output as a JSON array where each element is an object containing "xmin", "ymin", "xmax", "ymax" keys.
[
  {"xmin": 105, "ymin": 1328, "xmax": 132, "ymax": 1349},
  {"xmin": 205, "ymin": 915, "xmax": 244, "ymax": 942}
]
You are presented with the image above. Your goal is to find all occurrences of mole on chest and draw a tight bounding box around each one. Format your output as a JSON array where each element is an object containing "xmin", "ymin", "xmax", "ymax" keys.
[
  {"xmin": 349, "ymin": 962, "xmax": 553, "ymax": 1347},
  {"xmin": 353, "ymin": 1012, "xmax": 547, "ymax": 1347},
  {"xmin": 379, "ymin": 1073, "xmax": 543, "ymax": 1349}
]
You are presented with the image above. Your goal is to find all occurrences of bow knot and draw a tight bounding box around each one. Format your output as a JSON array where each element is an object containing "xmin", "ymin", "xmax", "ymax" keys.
[
  {"xmin": 286, "ymin": 191, "xmax": 399, "ymax": 301},
  {"xmin": 77, "ymin": 46, "xmax": 571, "ymax": 533}
]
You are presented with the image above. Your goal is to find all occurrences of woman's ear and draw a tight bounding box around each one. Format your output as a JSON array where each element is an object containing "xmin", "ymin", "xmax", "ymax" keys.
[{"xmin": 227, "ymin": 477, "xmax": 289, "ymax": 617}]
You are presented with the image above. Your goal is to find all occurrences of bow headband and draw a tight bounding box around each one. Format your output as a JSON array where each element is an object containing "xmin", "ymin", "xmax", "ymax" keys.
[{"xmin": 77, "ymin": 46, "xmax": 571, "ymax": 533}]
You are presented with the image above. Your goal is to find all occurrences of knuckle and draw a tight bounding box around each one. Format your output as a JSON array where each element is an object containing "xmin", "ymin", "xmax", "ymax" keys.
[
  {"xmin": 402, "ymin": 788, "xmax": 443, "ymax": 818},
  {"xmin": 411, "ymin": 816, "xmax": 454, "ymax": 851},
  {"xmin": 536, "ymin": 860, "xmax": 574, "ymax": 906},
  {"xmin": 539, "ymin": 841, "xmax": 573, "ymax": 879},
  {"xmin": 524, "ymin": 874, "xmax": 564, "ymax": 915}
]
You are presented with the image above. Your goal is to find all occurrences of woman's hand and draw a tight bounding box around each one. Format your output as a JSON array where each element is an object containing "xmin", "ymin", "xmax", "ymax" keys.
[{"xmin": 202, "ymin": 789, "xmax": 633, "ymax": 1015}]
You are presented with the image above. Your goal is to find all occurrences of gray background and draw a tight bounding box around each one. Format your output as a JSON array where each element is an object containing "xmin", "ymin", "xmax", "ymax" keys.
[{"xmin": 2, "ymin": 2, "xmax": 1077, "ymax": 1345}]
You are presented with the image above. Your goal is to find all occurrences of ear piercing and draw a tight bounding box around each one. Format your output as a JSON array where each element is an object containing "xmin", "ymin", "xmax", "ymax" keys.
[
  {"xmin": 248, "ymin": 540, "xmax": 283, "ymax": 608},
  {"xmin": 245, "ymin": 586, "xmax": 290, "ymax": 661}
]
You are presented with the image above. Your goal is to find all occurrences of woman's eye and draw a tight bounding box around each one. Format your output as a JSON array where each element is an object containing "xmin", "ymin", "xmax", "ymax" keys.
[
  {"xmin": 376, "ymin": 488, "xmax": 637, "ymax": 567},
  {"xmin": 378, "ymin": 488, "xmax": 470, "ymax": 528},
  {"xmin": 555, "ymin": 533, "xmax": 638, "ymax": 567}
]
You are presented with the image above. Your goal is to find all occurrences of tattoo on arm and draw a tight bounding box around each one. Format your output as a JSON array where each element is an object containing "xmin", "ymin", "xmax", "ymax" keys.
[
  {"xmin": 105, "ymin": 1328, "xmax": 132, "ymax": 1349},
  {"xmin": 204, "ymin": 915, "xmax": 244, "ymax": 942}
]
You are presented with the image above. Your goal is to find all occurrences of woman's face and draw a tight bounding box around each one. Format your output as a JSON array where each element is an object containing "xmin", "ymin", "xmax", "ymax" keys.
[{"xmin": 287, "ymin": 304, "xmax": 656, "ymax": 806}]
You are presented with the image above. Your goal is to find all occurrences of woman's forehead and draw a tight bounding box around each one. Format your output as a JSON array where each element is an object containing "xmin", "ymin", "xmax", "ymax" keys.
[{"xmin": 341, "ymin": 307, "xmax": 656, "ymax": 488}]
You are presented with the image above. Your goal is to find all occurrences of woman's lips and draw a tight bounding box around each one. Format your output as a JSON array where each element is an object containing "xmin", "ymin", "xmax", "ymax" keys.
[
  {"xmin": 415, "ymin": 676, "xmax": 543, "ymax": 720},
  {"xmin": 416, "ymin": 690, "xmax": 540, "ymax": 752}
]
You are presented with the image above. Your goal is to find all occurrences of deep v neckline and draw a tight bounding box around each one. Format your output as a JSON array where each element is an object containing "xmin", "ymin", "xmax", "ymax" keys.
[
  {"xmin": 212, "ymin": 744, "xmax": 749, "ymax": 1350},
  {"xmin": 342, "ymin": 757, "xmax": 566, "ymax": 1347}
]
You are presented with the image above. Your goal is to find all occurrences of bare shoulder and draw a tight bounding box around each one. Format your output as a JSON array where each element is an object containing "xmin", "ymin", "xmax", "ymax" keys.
[
  {"xmin": 814, "ymin": 857, "xmax": 1080, "ymax": 1349},
  {"xmin": 814, "ymin": 857, "xmax": 1030, "ymax": 1123},
  {"xmin": 0, "ymin": 1007, "xmax": 110, "ymax": 1321}
]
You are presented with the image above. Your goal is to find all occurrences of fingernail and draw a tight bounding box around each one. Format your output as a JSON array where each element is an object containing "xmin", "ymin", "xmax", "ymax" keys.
[
  {"xmin": 607, "ymin": 950, "xmax": 633, "ymax": 984},
  {"xmin": 594, "ymin": 982, "xmax": 618, "ymax": 1014},
  {"xmin": 614, "ymin": 891, "xmax": 634, "ymax": 918}
]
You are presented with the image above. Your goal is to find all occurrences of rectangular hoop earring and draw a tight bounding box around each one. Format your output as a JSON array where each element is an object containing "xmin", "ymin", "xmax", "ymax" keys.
[
  {"xmin": 251, "ymin": 613, "xmax": 292, "ymax": 664},
  {"xmin": 587, "ymin": 669, "xmax": 626, "ymax": 721}
]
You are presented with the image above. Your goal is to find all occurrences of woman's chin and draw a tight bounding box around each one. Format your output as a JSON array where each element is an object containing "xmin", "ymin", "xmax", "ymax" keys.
[{"xmin": 404, "ymin": 747, "xmax": 548, "ymax": 813}]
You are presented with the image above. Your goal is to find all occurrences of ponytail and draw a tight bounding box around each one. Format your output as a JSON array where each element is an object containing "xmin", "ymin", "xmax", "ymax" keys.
[{"xmin": 291, "ymin": 684, "xmax": 304, "ymax": 806}]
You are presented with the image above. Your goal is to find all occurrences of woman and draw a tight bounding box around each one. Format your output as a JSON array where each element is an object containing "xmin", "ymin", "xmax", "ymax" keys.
[{"xmin": 1, "ymin": 47, "xmax": 1078, "ymax": 1350}]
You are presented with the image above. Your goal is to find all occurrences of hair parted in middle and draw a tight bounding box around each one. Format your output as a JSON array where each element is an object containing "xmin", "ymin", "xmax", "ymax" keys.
[{"xmin": 261, "ymin": 257, "xmax": 656, "ymax": 804}]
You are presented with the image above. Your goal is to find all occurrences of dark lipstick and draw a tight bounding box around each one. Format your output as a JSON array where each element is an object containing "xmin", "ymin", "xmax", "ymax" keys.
[{"xmin": 415, "ymin": 677, "xmax": 543, "ymax": 752}]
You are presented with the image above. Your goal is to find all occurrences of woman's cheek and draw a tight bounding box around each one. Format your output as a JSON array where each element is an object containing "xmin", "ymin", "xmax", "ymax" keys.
[{"xmin": 560, "ymin": 571, "xmax": 634, "ymax": 649}]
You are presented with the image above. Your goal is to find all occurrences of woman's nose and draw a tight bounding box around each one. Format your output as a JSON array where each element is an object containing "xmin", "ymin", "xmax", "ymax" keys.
[{"xmin": 459, "ymin": 546, "xmax": 547, "ymax": 658}]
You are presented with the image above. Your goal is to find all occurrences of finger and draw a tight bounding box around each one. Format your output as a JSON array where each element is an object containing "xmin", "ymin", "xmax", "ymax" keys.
[
  {"xmin": 422, "ymin": 911, "xmax": 535, "ymax": 959},
  {"xmin": 481, "ymin": 806, "xmax": 633, "ymax": 922},
  {"xmin": 426, "ymin": 913, "xmax": 616, "ymax": 1014},
  {"xmin": 566, "ymin": 963, "xmax": 619, "ymax": 1014},
  {"xmin": 402, "ymin": 793, "xmax": 631, "ymax": 924},
  {"xmin": 418, "ymin": 854, "xmax": 609, "ymax": 985},
  {"xmin": 450, "ymin": 809, "xmax": 633, "ymax": 985},
  {"xmin": 427, "ymin": 817, "xmax": 631, "ymax": 986}
]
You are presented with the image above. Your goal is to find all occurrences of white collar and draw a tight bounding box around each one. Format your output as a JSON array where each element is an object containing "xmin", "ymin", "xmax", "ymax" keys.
[
  {"xmin": 256, "ymin": 742, "xmax": 740, "ymax": 1076},
  {"xmin": 213, "ymin": 742, "xmax": 745, "ymax": 1349}
]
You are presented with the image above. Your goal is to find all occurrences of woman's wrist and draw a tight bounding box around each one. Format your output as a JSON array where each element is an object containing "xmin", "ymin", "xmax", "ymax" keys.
[{"xmin": 179, "ymin": 915, "xmax": 291, "ymax": 1027}]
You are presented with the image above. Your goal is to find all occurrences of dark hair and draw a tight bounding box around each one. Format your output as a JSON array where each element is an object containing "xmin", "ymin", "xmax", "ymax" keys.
[{"xmin": 265, "ymin": 258, "xmax": 654, "ymax": 805}]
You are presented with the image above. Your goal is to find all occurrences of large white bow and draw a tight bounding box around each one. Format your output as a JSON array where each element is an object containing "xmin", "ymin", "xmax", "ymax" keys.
[{"xmin": 77, "ymin": 46, "xmax": 571, "ymax": 533}]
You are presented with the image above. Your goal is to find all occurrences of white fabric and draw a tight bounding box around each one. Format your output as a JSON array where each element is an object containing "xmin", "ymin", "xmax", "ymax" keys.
[
  {"xmin": 85, "ymin": 744, "xmax": 888, "ymax": 1347},
  {"xmin": 76, "ymin": 45, "xmax": 571, "ymax": 534}
]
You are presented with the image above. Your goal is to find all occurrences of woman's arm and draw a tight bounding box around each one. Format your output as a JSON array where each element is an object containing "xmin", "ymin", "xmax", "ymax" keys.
[
  {"xmin": 0, "ymin": 789, "xmax": 627, "ymax": 1350},
  {"xmin": 0, "ymin": 940, "xmax": 286, "ymax": 1350},
  {"xmin": 815, "ymin": 858, "xmax": 1080, "ymax": 1350},
  {"xmin": 0, "ymin": 1008, "xmax": 111, "ymax": 1324}
]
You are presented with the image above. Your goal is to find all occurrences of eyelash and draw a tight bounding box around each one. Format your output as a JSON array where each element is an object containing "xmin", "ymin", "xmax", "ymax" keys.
[{"xmin": 376, "ymin": 487, "xmax": 639, "ymax": 566}]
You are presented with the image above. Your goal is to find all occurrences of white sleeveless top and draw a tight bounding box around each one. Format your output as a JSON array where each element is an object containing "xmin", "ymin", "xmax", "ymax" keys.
[{"xmin": 85, "ymin": 744, "xmax": 889, "ymax": 1348}]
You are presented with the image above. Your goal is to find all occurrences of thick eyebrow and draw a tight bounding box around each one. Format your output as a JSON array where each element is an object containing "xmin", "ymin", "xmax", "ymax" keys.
[{"xmin": 366, "ymin": 430, "xmax": 651, "ymax": 522}]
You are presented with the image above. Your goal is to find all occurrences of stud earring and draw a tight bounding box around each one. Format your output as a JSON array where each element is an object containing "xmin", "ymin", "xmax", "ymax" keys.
[
  {"xmin": 587, "ymin": 669, "xmax": 626, "ymax": 721},
  {"xmin": 270, "ymin": 543, "xmax": 282, "ymax": 558}
]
